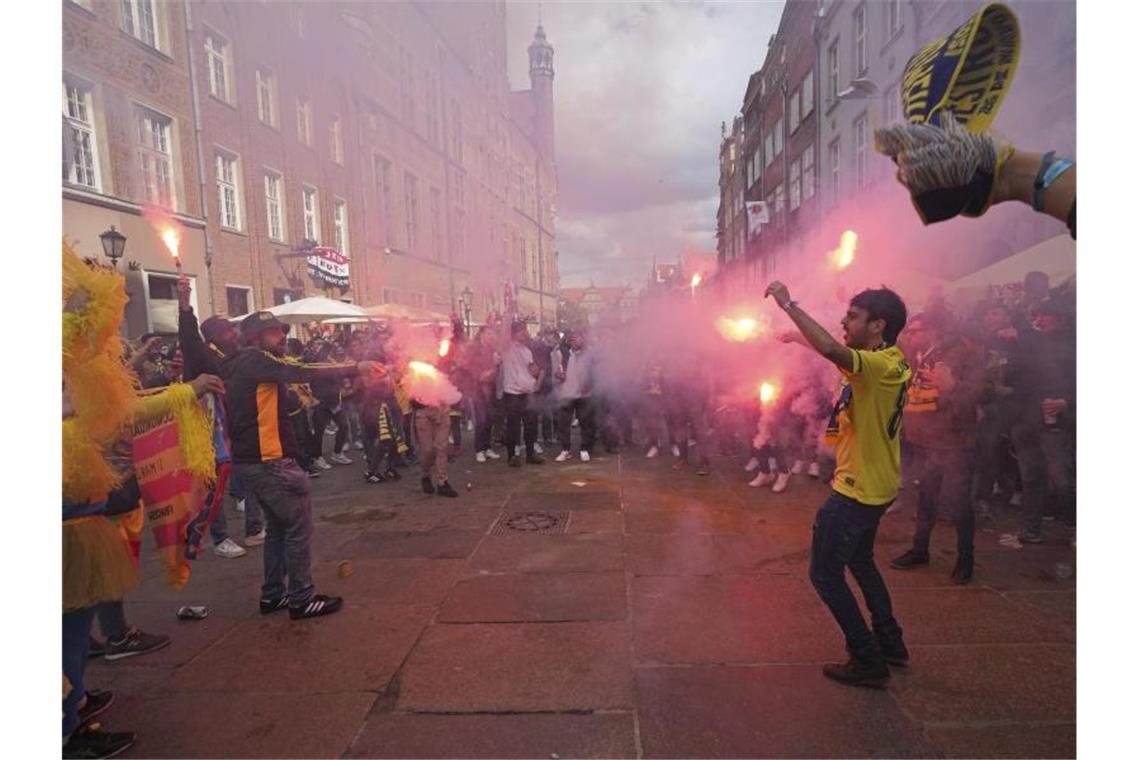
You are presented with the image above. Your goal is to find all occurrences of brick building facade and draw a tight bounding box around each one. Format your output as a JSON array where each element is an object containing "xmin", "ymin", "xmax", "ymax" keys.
[{"xmin": 63, "ymin": 0, "xmax": 558, "ymax": 336}]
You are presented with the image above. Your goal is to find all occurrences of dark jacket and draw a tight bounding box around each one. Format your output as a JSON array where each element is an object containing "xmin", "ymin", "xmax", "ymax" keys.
[
  {"xmin": 219, "ymin": 348, "xmax": 357, "ymax": 463},
  {"xmin": 904, "ymin": 335, "xmax": 985, "ymax": 450},
  {"xmin": 178, "ymin": 307, "xmax": 227, "ymax": 380}
]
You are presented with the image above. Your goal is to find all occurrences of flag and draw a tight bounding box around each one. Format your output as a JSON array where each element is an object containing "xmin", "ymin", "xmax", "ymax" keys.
[{"xmin": 747, "ymin": 201, "xmax": 769, "ymax": 238}]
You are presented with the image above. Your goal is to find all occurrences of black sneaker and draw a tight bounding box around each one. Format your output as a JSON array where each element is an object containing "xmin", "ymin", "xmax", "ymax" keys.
[
  {"xmin": 259, "ymin": 596, "xmax": 290, "ymax": 615},
  {"xmin": 1018, "ymin": 530, "xmax": 1044, "ymax": 544},
  {"xmin": 951, "ymin": 555, "xmax": 974, "ymax": 585},
  {"xmin": 64, "ymin": 723, "xmax": 136, "ymax": 760},
  {"xmin": 437, "ymin": 481, "xmax": 459, "ymax": 498},
  {"xmin": 508, "ymin": 456, "xmax": 522, "ymax": 468},
  {"xmin": 306, "ymin": 466, "xmax": 322, "ymax": 478},
  {"xmin": 78, "ymin": 690, "xmax": 114, "ymax": 724},
  {"xmin": 696, "ymin": 461, "xmax": 710, "ymax": 476},
  {"xmin": 104, "ymin": 627, "xmax": 170, "ymax": 661},
  {"xmin": 289, "ymin": 594, "xmax": 343, "ymax": 620},
  {"xmin": 364, "ymin": 471, "xmax": 384, "ymax": 484},
  {"xmin": 889, "ymin": 549, "xmax": 930, "ymax": 570},
  {"xmin": 822, "ymin": 656, "xmax": 890, "ymax": 688},
  {"xmin": 526, "ymin": 454, "xmax": 545, "ymax": 465},
  {"xmin": 421, "ymin": 476, "xmax": 436, "ymax": 494},
  {"xmin": 877, "ymin": 636, "xmax": 910, "ymax": 667},
  {"xmin": 88, "ymin": 636, "xmax": 106, "ymax": 658}
]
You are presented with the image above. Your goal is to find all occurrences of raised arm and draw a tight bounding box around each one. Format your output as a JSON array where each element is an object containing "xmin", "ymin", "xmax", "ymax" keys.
[{"xmin": 765, "ymin": 282, "xmax": 853, "ymax": 373}]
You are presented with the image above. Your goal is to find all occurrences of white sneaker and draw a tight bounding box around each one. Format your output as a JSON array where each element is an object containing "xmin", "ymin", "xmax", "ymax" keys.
[
  {"xmin": 534, "ymin": 443, "xmax": 544, "ymax": 454},
  {"xmin": 328, "ymin": 453, "xmax": 353, "ymax": 466},
  {"xmin": 580, "ymin": 450, "xmax": 591, "ymax": 463},
  {"xmin": 476, "ymin": 452, "xmax": 487, "ymax": 463},
  {"xmin": 555, "ymin": 450, "xmax": 572, "ymax": 462},
  {"xmin": 772, "ymin": 472, "xmax": 791, "ymax": 493},
  {"xmin": 1009, "ymin": 491, "xmax": 1023, "ymax": 507},
  {"xmin": 236, "ymin": 498, "xmax": 246, "ymax": 513},
  {"xmin": 244, "ymin": 528, "xmax": 267, "ymax": 547},
  {"xmin": 791, "ymin": 460, "xmax": 804, "ymax": 475},
  {"xmin": 646, "ymin": 446, "xmax": 659, "ymax": 458},
  {"xmin": 671, "ymin": 445, "xmax": 681, "ymax": 458},
  {"xmin": 325, "ymin": 424, "xmax": 338, "ymax": 435},
  {"xmin": 808, "ymin": 462, "xmax": 821, "ymax": 478},
  {"xmin": 515, "ymin": 445, "xmax": 523, "ymax": 457},
  {"xmin": 749, "ymin": 472, "xmax": 776, "ymax": 488},
  {"xmin": 744, "ymin": 457, "xmax": 760, "ymax": 472},
  {"xmin": 466, "ymin": 419, "xmax": 474, "ymax": 431},
  {"xmin": 353, "ymin": 441, "xmax": 365, "ymax": 451},
  {"xmin": 484, "ymin": 448, "xmax": 502, "ymax": 460},
  {"xmin": 688, "ymin": 439, "xmax": 697, "ymax": 448},
  {"xmin": 213, "ymin": 537, "xmax": 247, "ymax": 559},
  {"xmin": 314, "ymin": 457, "xmax": 333, "ymax": 470}
]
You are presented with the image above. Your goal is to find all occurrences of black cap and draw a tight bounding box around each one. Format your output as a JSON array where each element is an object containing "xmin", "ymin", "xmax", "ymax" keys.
[
  {"xmin": 240, "ymin": 311, "xmax": 290, "ymax": 339},
  {"xmin": 201, "ymin": 315, "xmax": 235, "ymax": 342}
]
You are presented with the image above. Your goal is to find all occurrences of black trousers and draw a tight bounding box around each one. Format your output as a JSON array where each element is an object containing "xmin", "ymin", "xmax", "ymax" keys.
[
  {"xmin": 558, "ymin": 396, "xmax": 597, "ymax": 453},
  {"xmin": 473, "ymin": 388, "xmax": 495, "ymax": 452},
  {"xmin": 309, "ymin": 404, "xmax": 348, "ymax": 459},
  {"xmin": 503, "ymin": 393, "xmax": 537, "ymax": 457},
  {"xmin": 912, "ymin": 446, "xmax": 976, "ymax": 557}
]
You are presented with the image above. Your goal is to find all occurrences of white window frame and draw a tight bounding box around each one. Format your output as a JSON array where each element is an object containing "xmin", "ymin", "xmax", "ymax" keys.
[
  {"xmin": 829, "ymin": 138, "xmax": 841, "ymax": 203},
  {"xmin": 63, "ymin": 77, "xmax": 101, "ymax": 191},
  {"xmin": 215, "ymin": 151, "xmax": 243, "ymax": 231},
  {"xmin": 888, "ymin": 0, "xmax": 902, "ymax": 37},
  {"xmin": 225, "ymin": 284, "xmax": 253, "ymax": 317},
  {"xmin": 375, "ymin": 155, "xmax": 394, "ymax": 246},
  {"xmin": 135, "ymin": 105, "xmax": 174, "ymax": 209},
  {"xmin": 256, "ymin": 68, "xmax": 277, "ymax": 127},
  {"xmin": 854, "ymin": 4, "xmax": 867, "ymax": 75},
  {"xmin": 803, "ymin": 145, "xmax": 815, "ymax": 201},
  {"xmin": 264, "ymin": 170, "xmax": 285, "ymax": 242},
  {"xmin": 774, "ymin": 116, "xmax": 784, "ymax": 157},
  {"xmin": 430, "ymin": 187, "xmax": 442, "ymax": 261},
  {"xmin": 297, "ymin": 97, "xmax": 312, "ymax": 146},
  {"xmin": 883, "ymin": 79, "xmax": 901, "ymax": 124},
  {"xmin": 764, "ymin": 133, "xmax": 774, "ymax": 167},
  {"xmin": 333, "ymin": 198, "xmax": 349, "ymax": 254},
  {"xmin": 329, "ymin": 117, "xmax": 343, "ymax": 165},
  {"xmin": 790, "ymin": 157, "xmax": 801, "ymax": 211},
  {"xmin": 801, "ymin": 71, "xmax": 814, "ymax": 119},
  {"xmin": 827, "ymin": 40, "xmax": 839, "ymax": 101},
  {"xmin": 204, "ymin": 30, "xmax": 232, "ymax": 104},
  {"xmin": 404, "ymin": 172, "xmax": 419, "ymax": 253},
  {"xmin": 855, "ymin": 113, "xmax": 868, "ymax": 188},
  {"xmin": 121, "ymin": 0, "xmax": 160, "ymax": 51},
  {"xmin": 789, "ymin": 89, "xmax": 801, "ymax": 132},
  {"xmin": 302, "ymin": 186, "xmax": 320, "ymax": 243}
]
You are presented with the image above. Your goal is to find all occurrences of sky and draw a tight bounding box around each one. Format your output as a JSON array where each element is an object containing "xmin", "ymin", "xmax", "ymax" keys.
[{"xmin": 505, "ymin": 0, "xmax": 786, "ymax": 290}]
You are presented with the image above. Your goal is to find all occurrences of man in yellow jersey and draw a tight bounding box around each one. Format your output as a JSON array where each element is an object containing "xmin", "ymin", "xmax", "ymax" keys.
[{"xmin": 767, "ymin": 281, "xmax": 911, "ymax": 687}]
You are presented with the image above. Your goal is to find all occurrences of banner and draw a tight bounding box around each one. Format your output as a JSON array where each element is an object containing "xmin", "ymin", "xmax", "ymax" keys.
[
  {"xmin": 746, "ymin": 201, "xmax": 769, "ymax": 238},
  {"xmin": 307, "ymin": 246, "xmax": 351, "ymax": 289}
]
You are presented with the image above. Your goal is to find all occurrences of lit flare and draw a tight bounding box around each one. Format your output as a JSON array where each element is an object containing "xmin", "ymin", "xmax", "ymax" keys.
[
  {"xmin": 438, "ymin": 338, "xmax": 450, "ymax": 358},
  {"xmin": 759, "ymin": 381, "xmax": 780, "ymax": 406},
  {"xmin": 716, "ymin": 316, "xmax": 763, "ymax": 342},
  {"xmin": 827, "ymin": 229, "xmax": 858, "ymax": 271}
]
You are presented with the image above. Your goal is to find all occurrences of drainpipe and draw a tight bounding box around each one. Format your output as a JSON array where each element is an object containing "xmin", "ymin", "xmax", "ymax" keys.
[{"xmin": 182, "ymin": 0, "xmax": 217, "ymax": 314}]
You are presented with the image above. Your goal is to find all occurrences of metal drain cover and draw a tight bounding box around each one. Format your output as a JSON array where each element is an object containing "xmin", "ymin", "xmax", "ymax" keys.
[{"xmin": 491, "ymin": 510, "xmax": 570, "ymax": 535}]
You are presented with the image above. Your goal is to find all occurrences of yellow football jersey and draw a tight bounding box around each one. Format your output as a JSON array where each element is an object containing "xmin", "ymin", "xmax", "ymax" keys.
[{"xmin": 827, "ymin": 345, "xmax": 912, "ymax": 506}]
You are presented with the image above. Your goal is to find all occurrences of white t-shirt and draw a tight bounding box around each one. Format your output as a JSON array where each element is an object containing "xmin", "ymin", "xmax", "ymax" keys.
[{"xmin": 500, "ymin": 342, "xmax": 537, "ymax": 395}]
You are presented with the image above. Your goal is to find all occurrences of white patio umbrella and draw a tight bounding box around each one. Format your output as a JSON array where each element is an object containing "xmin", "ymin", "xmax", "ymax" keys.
[{"xmin": 231, "ymin": 296, "xmax": 368, "ymax": 325}]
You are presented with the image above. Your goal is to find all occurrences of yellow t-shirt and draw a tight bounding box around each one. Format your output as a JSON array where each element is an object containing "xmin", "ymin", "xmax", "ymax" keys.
[{"xmin": 827, "ymin": 345, "xmax": 912, "ymax": 506}]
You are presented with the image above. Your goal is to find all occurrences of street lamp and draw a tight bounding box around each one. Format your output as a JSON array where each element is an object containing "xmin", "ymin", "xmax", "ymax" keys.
[{"xmin": 99, "ymin": 225, "xmax": 127, "ymax": 268}]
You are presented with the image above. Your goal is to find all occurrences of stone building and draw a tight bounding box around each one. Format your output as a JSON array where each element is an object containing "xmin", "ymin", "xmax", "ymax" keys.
[{"xmin": 63, "ymin": 0, "xmax": 559, "ymax": 336}]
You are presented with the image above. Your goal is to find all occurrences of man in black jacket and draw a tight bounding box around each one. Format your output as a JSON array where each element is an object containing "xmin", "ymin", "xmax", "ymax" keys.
[{"xmin": 220, "ymin": 311, "xmax": 385, "ymax": 620}]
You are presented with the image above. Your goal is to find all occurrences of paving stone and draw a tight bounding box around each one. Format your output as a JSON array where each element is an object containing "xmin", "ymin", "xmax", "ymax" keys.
[
  {"xmin": 567, "ymin": 509, "xmax": 624, "ymax": 533},
  {"xmin": 470, "ymin": 533, "xmax": 624, "ymax": 573},
  {"xmin": 115, "ymin": 691, "xmax": 375, "ymax": 758},
  {"xmin": 318, "ymin": 504, "xmax": 502, "ymax": 535},
  {"xmin": 398, "ymin": 623, "xmax": 633, "ymax": 711},
  {"xmin": 891, "ymin": 644, "xmax": 1075, "ymax": 723},
  {"xmin": 310, "ymin": 558, "xmax": 467, "ymax": 607},
  {"xmin": 509, "ymin": 490, "xmax": 621, "ymax": 511},
  {"xmin": 636, "ymin": 665, "xmax": 935, "ymax": 758},
  {"xmin": 892, "ymin": 587, "xmax": 1073, "ymax": 645},
  {"xmin": 339, "ymin": 530, "xmax": 483, "ymax": 559},
  {"xmin": 923, "ymin": 721, "xmax": 1076, "ymax": 759},
  {"xmin": 632, "ymin": 575, "xmax": 838, "ymax": 664},
  {"xmin": 626, "ymin": 533, "xmax": 796, "ymax": 576},
  {"xmin": 86, "ymin": 601, "xmax": 245, "ymax": 669},
  {"xmin": 167, "ymin": 604, "xmax": 432, "ymax": 693},
  {"xmin": 1002, "ymin": 590, "xmax": 1076, "ymax": 632},
  {"xmin": 438, "ymin": 572, "xmax": 627, "ymax": 622},
  {"xmin": 624, "ymin": 506, "xmax": 766, "ymax": 534},
  {"xmin": 347, "ymin": 712, "xmax": 637, "ymax": 758}
]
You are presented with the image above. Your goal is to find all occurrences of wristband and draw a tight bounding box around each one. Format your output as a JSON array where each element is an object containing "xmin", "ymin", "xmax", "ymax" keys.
[
  {"xmin": 1032, "ymin": 151, "xmax": 1075, "ymax": 212},
  {"xmin": 782, "ymin": 300, "xmax": 799, "ymax": 311}
]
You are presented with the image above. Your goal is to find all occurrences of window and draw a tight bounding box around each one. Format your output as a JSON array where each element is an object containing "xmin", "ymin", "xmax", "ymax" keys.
[
  {"xmin": 746, "ymin": 158, "xmax": 754, "ymax": 189},
  {"xmin": 333, "ymin": 200, "xmax": 349, "ymax": 254},
  {"xmin": 63, "ymin": 78, "xmax": 100, "ymax": 190},
  {"xmin": 854, "ymin": 4, "xmax": 867, "ymax": 75},
  {"xmin": 827, "ymin": 40, "xmax": 839, "ymax": 101},
  {"xmin": 789, "ymin": 90, "xmax": 801, "ymax": 132},
  {"xmin": 802, "ymin": 145, "xmax": 815, "ymax": 201},
  {"xmin": 773, "ymin": 182, "xmax": 785, "ymax": 227},
  {"xmin": 121, "ymin": 0, "xmax": 159, "ymax": 50},
  {"xmin": 764, "ymin": 133, "xmax": 774, "ymax": 167},
  {"xmin": 256, "ymin": 68, "xmax": 277, "ymax": 127},
  {"xmin": 296, "ymin": 97, "xmax": 312, "ymax": 146},
  {"xmin": 398, "ymin": 46, "xmax": 415, "ymax": 127},
  {"xmin": 289, "ymin": 5, "xmax": 304, "ymax": 38},
  {"xmin": 264, "ymin": 171, "xmax": 285, "ymax": 241},
  {"xmin": 136, "ymin": 106, "xmax": 173, "ymax": 208},
  {"xmin": 882, "ymin": 80, "xmax": 901, "ymax": 124},
  {"xmin": 225, "ymin": 286, "xmax": 251, "ymax": 317},
  {"xmin": 774, "ymin": 116, "xmax": 784, "ymax": 157},
  {"xmin": 215, "ymin": 152, "xmax": 242, "ymax": 230},
  {"xmin": 430, "ymin": 187, "xmax": 442, "ymax": 260},
  {"xmin": 329, "ymin": 117, "xmax": 343, "ymax": 164},
  {"xmin": 374, "ymin": 155, "xmax": 393, "ymax": 245},
  {"xmin": 425, "ymin": 72, "xmax": 441, "ymax": 147},
  {"xmin": 790, "ymin": 157, "xmax": 801, "ymax": 211},
  {"xmin": 403, "ymin": 172, "xmax": 419, "ymax": 253},
  {"xmin": 854, "ymin": 113, "xmax": 868, "ymax": 188},
  {"xmin": 302, "ymin": 186, "xmax": 320, "ymax": 243},
  {"xmin": 829, "ymin": 138, "xmax": 841, "ymax": 202},
  {"xmin": 888, "ymin": 0, "xmax": 902, "ymax": 37},
  {"xmin": 801, "ymin": 71, "xmax": 814, "ymax": 119},
  {"xmin": 204, "ymin": 31, "xmax": 232, "ymax": 103}
]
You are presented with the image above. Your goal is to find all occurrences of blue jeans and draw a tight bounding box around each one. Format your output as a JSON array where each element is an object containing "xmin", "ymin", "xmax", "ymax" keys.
[
  {"xmin": 233, "ymin": 459, "xmax": 314, "ymax": 605},
  {"xmin": 95, "ymin": 599, "xmax": 129, "ymax": 641},
  {"xmin": 230, "ymin": 466, "xmax": 265, "ymax": 538},
  {"xmin": 63, "ymin": 606, "xmax": 97, "ymax": 737},
  {"xmin": 809, "ymin": 492, "xmax": 902, "ymax": 662}
]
